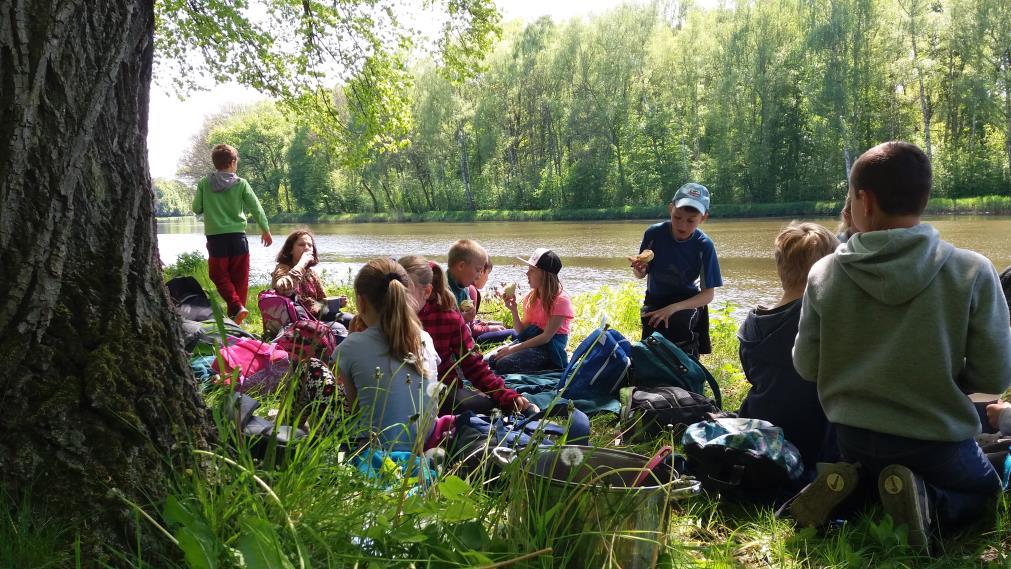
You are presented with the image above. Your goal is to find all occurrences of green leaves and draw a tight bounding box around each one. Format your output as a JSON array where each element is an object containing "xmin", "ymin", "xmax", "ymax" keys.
[
  {"xmin": 237, "ymin": 517, "xmax": 296, "ymax": 569},
  {"xmin": 164, "ymin": 495, "xmax": 220, "ymax": 569}
]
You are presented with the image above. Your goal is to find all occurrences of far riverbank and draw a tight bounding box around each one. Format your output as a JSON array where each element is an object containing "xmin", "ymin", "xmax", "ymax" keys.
[
  {"xmin": 261, "ymin": 194, "xmax": 1011, "ymax": 224},
  {"xmin": 158, "ymin": 195, "xmax": 1011, "ymax": 225}
]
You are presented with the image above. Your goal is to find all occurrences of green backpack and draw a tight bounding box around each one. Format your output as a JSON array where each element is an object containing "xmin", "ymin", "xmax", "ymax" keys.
[{"xmin": 630, "ymin": 332, "xmax": 722, "ymax": 409}]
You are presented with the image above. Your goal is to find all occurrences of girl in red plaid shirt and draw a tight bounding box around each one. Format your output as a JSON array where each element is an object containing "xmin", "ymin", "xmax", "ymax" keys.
[{"xmin": 399, "ymin": 255, "xmax": 531, "ymax": 415}]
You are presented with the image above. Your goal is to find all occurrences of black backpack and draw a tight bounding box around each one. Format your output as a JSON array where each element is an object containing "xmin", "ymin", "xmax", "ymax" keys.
[
  {"xmin": 620, "ymin": 386, "xmax": 719, "ymax": 443},
  {"xmin": 167, "ymin": 276, "xmax": 214, "ymax": 321}
]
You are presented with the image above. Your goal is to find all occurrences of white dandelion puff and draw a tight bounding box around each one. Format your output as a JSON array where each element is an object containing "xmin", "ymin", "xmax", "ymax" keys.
[
  {"xmin": 404, "ymin": 352, "xmax": 418, "ymax": 365},
  {"xmin": 560, "ymin": 447, "xmax": 584, "ymax": 467},
  {"xmin": 425, "ymin": 381, "xmax": 447, "ymax": 399},
  {"xmin": 424, "ymin": 446, "xmax": 447, "ymax": 466}
]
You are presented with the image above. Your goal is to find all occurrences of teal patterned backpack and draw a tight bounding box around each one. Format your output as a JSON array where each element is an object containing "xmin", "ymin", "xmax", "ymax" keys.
[{"xmin": 683, "ymin": 417, "xmax": 803, "ymax": 501}]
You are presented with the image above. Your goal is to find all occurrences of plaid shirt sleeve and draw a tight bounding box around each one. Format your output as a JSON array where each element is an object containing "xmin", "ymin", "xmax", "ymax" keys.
[{"xmin": 420, "ymin": 301, "xmax": 519, "ymax": 408}]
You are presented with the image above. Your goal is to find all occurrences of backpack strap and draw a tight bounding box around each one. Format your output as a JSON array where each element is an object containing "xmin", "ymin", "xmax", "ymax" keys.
[
  {"xmin": 514, "ymin": 404, "xmax": 590, "ymax": 446},
  {"xmin": 700, "ymin": 363, "xmax": 723, "ymax": 409}
]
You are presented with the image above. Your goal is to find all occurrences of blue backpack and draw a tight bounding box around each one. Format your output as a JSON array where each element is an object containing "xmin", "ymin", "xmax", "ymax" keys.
[
  {"xmin": 556, "ymin": 326, "xmax": 633, "ymax": 398},
  {"xmin": 450, "ymin": 406, "xmax": 591, "ymax": 470}
]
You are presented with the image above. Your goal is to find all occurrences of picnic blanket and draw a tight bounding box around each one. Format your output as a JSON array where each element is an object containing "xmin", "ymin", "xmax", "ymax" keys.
[{"xmin": 502, "ymin": 371, "xmax": 621, "ymax": 415}]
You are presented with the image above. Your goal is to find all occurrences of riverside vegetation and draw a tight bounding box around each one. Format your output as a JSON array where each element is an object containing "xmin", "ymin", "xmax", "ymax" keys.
[
  {"xmin": 155, "ymin": 0, "xmax": 1011, "ymax": 221},
  {"xmin": 4, "ymin": 253, "xmax": 1009, "ymax": 567}
]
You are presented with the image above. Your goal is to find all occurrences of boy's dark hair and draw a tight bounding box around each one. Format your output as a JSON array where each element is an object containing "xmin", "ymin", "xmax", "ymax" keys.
[
  {"xmin": 849, "ymin": 141, "xmax": 931, "ymax": 216},
  {"xmin": 211, "ymin": 144, "xmax": 238, "ymax": 170}
]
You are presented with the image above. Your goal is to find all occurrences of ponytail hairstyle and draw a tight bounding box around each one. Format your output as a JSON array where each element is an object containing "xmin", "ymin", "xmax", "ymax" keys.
[
  {"xmin": 354, "ymin": 258, "xmax": 425, "ymax": 375},
  {"xmin": 397, "ymin": 255, "xmax": 456, "ymax": 311},
  {"xmin": 524, "ymin": 269, "xmax": 562, "ymax": 316}
]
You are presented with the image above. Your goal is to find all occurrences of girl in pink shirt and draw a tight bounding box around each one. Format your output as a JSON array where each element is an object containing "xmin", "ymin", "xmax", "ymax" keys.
[{"xmin": 490, "ymin": 248, "xmax": 575, "ymax": 375}]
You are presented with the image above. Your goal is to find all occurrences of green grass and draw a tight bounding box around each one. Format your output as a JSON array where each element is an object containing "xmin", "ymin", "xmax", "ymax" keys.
[
  {"xmin": 8, "ymin": 253, "xmax": 1007, "ymax": 567},
  {"xmin": 255, "ymin": 194, "xmax": 1011, "ymax": 225}
]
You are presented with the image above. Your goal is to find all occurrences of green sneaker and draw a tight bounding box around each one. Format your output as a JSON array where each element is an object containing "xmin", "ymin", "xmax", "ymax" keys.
[
  {"xmin": 878, "ymin": 464, "xmax": 932, "ymax": 554},
  {"xmin": 789, "ymin": 462, "xmax": 860, "ymax": 528}
]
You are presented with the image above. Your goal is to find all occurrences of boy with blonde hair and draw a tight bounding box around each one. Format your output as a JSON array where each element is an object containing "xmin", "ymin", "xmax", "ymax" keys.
[
  {"xmin": 789, "ymin": 141, "xmax": 1011, "ymax": 552},
  {"xmin": 192, "ymin": 144, "xmax": 272, "ymax": 323},
  {"xmin": 447, "ymin": 239, "xmax": 488, "ymax": 319},
  {"xmin": 738, "ymin": 222, "xmax": 839, "ymax": 470}
]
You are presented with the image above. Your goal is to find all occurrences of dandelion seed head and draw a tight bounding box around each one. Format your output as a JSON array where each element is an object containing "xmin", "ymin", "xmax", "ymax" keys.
[
  {"xmin": 560, "ymin": 447, "xmax": 584, "ymax": 467},
  {"xmin": 424, "ymin": 447, "xmax": 447, "ymax": 466},
  {"xmin": 425, "ymin": 381, "xmax": 447, "ymax": 399}
]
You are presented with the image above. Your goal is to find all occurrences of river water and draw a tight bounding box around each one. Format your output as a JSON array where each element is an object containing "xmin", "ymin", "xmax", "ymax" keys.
[{"xmin": 158, "ymin": 216, "xmax": 1011, "ymax": 319}]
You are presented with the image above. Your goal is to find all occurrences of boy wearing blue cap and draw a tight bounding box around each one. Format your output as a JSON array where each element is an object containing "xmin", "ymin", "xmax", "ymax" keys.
[{"xmin": 630, "ymin": 183, "xmax": 723, "ymax": 356}]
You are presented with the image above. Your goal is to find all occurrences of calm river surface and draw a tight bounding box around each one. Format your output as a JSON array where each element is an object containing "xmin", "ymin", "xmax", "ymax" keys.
[{"xmin": 158, "ymin": 216, "xmax": 1011, "ymax": 320}]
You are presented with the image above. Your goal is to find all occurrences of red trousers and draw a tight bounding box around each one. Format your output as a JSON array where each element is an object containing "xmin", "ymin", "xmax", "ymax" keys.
[{"xmin": 206, "ymin": 233, "xmax": 250, "ymax": 317}]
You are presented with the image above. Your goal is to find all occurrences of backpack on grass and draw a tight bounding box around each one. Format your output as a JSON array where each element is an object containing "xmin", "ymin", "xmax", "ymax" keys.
[
  {"xmin": 620, "ymin": 386, "xmax": 719, "ymax": 443},
  {"xmin": 682, "ymin": 417, "xmax": 803, "ymax": 501},
  {"xmin": 275, "ymin": 319, "xmax": 346, "ymax": 362},
  {"xmin": 258, "ymin": 289, "xmax": 311, "ymax": 339},
  {"xmin": 167, "ymin": 276, "xmax": 214, "ymax": 322},
  {"xmin": 631, "ymin": 332, "xmax": 722, "ymax": 408},
  {"xmin": 449, "ymin": 406, "xmax": 590, "ymax": 471},
  {"xmin": 212, "ymin": 338, "xmax": 292, "ymax": 393},
  {"xmin": 556, "ymin": 325, "xmax": 632, "ymax": 398},
  {"xmin": 222, "ymin": 392, "xmax": 305, "ymax": 464}
]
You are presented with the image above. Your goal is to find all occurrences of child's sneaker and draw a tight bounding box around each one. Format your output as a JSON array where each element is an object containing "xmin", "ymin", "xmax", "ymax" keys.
[
  {"xmin": 233, "ymin": 305, "xmax": 250, "ymax": 324},
  {"xmin": 878, "ymin": 464, "xmax": 932, "ymax": 554},
  {"xmin": 788, "ymin": 462, "xmax": 860, "ymax": 528}
]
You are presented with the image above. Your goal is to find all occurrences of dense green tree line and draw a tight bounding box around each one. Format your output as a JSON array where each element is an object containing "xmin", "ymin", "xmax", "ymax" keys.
[{"xmin": 173, "ymin": 0, "xmax": 1011, "ymax": 216}]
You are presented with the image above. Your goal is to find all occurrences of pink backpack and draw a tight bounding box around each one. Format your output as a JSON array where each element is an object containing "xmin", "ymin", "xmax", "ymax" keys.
[
  {"xmin": 212, "ymin": 338, "xmax": 292, "ymax": 393},
  {"xmin": 275, "ymin": 319, "xmax": 345, "ymax": 362},
  {"xmin": 258, "ymin": 289, "xmax": 311, "ymax": 339}
]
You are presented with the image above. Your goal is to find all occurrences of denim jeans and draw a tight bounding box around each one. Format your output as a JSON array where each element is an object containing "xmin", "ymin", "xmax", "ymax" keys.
[
  {"xmin": 476, "ymin": 328, "xmax": 516, "ymax": 344},
  {"xmin": 835, "ymin": 424, "xmax": 1001, "ymax": 531},
  {"xmin": 491, "ymin": 344, "xmax": 558, "ymax": 375}
]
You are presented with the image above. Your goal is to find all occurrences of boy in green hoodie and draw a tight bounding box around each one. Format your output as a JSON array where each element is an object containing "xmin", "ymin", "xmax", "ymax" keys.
[
  {"xmin": 191, "ymin": 144, "xmax": 272, "ymax": 323},
  {"xmin": 788, "ymin": 141, "xmax": 1011, "ymax": 553}
]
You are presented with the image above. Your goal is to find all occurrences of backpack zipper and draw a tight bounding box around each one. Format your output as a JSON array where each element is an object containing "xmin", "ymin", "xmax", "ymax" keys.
[{"xmin": 646, "ymin": 336, "xmax": 689, "ymax": 375}]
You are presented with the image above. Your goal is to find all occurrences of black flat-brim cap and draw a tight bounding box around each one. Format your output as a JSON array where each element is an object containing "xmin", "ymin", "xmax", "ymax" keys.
[{"xmin": 516, "ymin": 247, "xmax": 562, "ymax": 275}]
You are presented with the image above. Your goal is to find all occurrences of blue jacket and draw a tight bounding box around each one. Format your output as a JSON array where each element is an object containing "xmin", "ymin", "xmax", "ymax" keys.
[{"xmin": 738, "ymin": 300, "xmax": 830, "ymax": 468}]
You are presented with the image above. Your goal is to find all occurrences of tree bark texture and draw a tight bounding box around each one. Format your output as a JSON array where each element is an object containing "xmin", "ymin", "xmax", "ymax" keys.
[{"xmin": 0, "ymin": 0, "xmax": 212, "ymax": 557}]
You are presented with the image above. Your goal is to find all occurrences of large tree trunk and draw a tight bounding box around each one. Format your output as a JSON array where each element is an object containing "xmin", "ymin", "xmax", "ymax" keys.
[{"xmin": 0, "ymin": 0, "xmax": 212, "ymax": 558}]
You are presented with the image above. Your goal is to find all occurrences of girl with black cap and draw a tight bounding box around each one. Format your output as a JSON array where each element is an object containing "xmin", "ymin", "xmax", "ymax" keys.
[{"xmin": 489, "ymin": 248, "xmax": 575, "ymax": 375}]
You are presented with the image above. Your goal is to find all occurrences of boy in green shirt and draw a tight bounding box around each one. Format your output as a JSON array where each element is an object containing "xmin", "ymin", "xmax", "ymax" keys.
[{"xmin": 191, "ymin": 144, "xmax": 272, "ymax": 323}]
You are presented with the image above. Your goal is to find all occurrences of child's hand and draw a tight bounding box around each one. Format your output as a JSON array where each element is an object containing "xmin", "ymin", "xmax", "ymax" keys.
[
  {"xmin": 490, "ymin": 344, "xmax": 512, "ymax": 361},
  {"xmin": 629, "ymin": 258, "xmax": 648, "ymax": 275},
  {"xmin": 986, "ymin": 401, "xmax": 1011, "ymax": 430},
  {"xmin": 644, "ymin": 304, "xmax": 678, "ymax": 329},
  {"xmin": 504, "ymin": 295, "xmax": 518, "ymax": 312},
  {"xmin": 512, "ymin": 396, "xmax": 531, "ymax": 413},
  {"xmin": 261, "ymin": 231, "xmax": 273, "ymax": 247}
]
